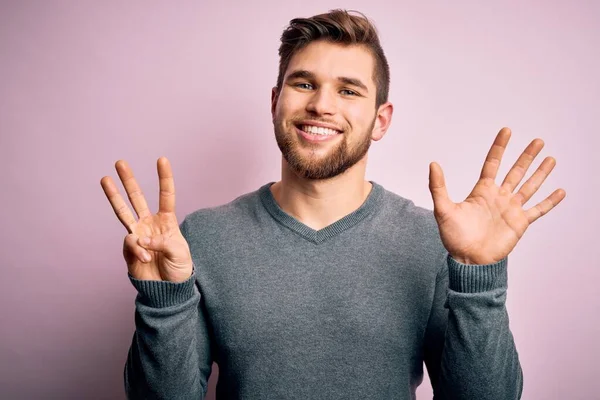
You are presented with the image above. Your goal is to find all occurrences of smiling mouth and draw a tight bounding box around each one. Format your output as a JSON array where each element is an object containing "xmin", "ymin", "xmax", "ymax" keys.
[{"xmin": 295, "ymin": 124, "xmax": 343, "ymax": 136}]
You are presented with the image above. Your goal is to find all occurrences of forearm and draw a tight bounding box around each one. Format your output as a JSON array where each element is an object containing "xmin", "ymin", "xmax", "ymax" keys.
[
  {"xmin": 429, "ymin": 256, "xmax": 523, "ymax": 399},
  {"xmin": 124, "ymin": 273, "xmax": 212, "ymax": 400}
]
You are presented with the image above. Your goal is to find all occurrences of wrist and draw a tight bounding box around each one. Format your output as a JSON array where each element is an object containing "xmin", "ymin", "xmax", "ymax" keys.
[
  {"xmin": 449, "ymin": 254, "xmax": 499, "ymax": 266},
  {"xmin": 447, "ymin": 255, "xmax": 508, "ymax": 293}
]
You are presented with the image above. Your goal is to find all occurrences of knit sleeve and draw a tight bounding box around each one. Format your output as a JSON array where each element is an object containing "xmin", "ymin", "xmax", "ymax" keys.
[
  {"xmin": 123, "ymin": 218, "xmax": 213, "ymax": 400},
  {"xmin": 423, "ymin": 253, "xmax": 523, "ymax": 399}
]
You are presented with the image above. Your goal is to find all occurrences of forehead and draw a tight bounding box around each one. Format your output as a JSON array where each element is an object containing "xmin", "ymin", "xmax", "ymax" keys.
[{"xmin": 285, "ymin": 41, "xmax": 375, "ymax": 88}]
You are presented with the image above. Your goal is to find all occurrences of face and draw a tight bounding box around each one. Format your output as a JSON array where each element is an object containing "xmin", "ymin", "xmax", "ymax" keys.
[{"xmin": 271, "ymin": 40, "xmax": 392, "ymax": 180}]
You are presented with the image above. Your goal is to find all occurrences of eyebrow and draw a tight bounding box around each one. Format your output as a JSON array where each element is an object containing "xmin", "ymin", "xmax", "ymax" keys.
[
  {"xmin": 337, "ymin": 76, "xmax": 369, "ymax": 93},
  {"xmin": 285, "ymin": 70, "xmax": 369, "ymax": 93}
]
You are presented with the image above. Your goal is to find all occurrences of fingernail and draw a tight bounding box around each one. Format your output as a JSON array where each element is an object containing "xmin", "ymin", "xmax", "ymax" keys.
[
  {"xmin": 143, "ymin": 252, "xmax": 151, "ymax": 262},
  {"xmin": 141, "ymin": 237, "xmax": 150, "ymax": 245}
]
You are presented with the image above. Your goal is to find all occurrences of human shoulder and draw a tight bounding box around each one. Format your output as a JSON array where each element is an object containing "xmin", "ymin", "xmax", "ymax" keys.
[
  {"xmin": 370, "ymin": 184, "xmax": 448, "ymax": 279},
  {"xmin": 378, "ymin": 185, "xmax": 437, "ymax": 231},
  {"xmin": 376, "ymin": 184, "xmax": 445, "ymax": 253},
  {"xmin": 179, "ymin": 184, "xmax": 266, "ymax": 241}
]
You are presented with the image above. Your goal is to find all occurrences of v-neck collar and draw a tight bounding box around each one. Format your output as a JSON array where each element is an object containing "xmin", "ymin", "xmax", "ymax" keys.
[{"xmin": 258, "ymin": 181, "xmax": 384, "ymax": 244}]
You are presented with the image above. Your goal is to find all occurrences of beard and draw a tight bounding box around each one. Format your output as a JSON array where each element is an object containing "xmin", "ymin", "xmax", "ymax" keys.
[{"xmin": 273, "ymin": 115, "xmax": 376, "ymax": 180}]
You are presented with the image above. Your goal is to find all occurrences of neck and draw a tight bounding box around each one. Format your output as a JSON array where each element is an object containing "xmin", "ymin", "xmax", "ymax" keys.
[{"xmin": 270, "ymin": 156, "xmax": 373, "ymax": 231}]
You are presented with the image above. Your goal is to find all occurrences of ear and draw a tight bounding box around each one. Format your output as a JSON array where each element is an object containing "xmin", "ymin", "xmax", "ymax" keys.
[
  {"xmin": 271, "ymin": 87, "xmax": 279, "ymax": 121},
  {"xmin": 371, "ymin": 102, "xmax": 393, "ymax": 141}
]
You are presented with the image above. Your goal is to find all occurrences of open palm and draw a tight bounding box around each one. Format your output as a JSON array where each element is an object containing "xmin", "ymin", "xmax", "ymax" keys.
[{"xmin": 428, "ymin": 128, "xmax": 566, "ymax": 265}]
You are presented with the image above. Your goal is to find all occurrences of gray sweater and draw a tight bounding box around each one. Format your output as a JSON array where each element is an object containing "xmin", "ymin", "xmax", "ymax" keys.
[{"xmin": 125, "ymin": 182, "xmax": 523, "ymax": 399}]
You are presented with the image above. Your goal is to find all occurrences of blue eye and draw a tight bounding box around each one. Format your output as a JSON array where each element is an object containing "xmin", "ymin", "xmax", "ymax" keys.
[
  {"xmin": 341, "ymin": 89, "xmax": 357, "ymax": 96},
  {"xmin": 296, "ymin": 83, "xmax": 313, "ymax": 90}
]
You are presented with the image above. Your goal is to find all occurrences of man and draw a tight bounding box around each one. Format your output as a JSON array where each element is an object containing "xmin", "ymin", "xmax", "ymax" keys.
[{"xmin": 101, "ymin": 9, "xmax": 565, "ymax": 400}]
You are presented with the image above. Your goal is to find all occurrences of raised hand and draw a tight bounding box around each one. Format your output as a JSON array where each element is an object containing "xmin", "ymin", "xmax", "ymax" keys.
[
  {"xmin": 100, "ymin": 157, "xmax": 193, "ymax": 282},
  {"xmin": 428, "ymin": 127, "xmax": 566, "ymax": 265}
]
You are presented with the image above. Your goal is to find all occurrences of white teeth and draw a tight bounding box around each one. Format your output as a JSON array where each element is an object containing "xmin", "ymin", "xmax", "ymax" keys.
[{"xmin": 301, "ymin": 125, "xmax": 338, "ymax": 136}]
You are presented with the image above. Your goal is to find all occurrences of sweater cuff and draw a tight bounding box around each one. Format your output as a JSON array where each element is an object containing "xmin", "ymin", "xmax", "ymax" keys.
[
  {"xmin": 128, "ymin": 268, "xmax": 197, "ymax": 308},
  {"xmin": 447, "ymin": 255, "xmax": 508, "ymax": 293}
]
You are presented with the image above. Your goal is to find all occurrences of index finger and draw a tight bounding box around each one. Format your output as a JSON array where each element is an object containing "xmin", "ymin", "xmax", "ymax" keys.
[
  {"xmin": 157, "ymin": 157, "xmax": 176, "ymax": 213},
  {"xmin": 100, "ymin": 176, "xmax": 137, "ymax": 233},
  {"xmin": 115, "ymin": 160, "xmax": 152, "ymax": 220}
]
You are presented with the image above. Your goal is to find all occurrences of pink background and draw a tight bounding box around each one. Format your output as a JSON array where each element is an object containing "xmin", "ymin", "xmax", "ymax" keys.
[{"xmin": 1, "ymin": 1, "xmax": 598, "ymax": 399}]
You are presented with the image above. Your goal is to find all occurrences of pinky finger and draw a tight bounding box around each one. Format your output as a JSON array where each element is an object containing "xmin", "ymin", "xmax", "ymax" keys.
[{"xmin": 525, "ymin": 188, "xmax": 567, "ymax": 224}]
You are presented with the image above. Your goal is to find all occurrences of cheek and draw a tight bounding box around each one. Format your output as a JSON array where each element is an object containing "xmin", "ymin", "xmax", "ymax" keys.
[
  {"xmin": 344, "ymin": 104, "xmax": 372, "ymax": 130},
  {"xmin": 275, "ymin": 96, "xmax": 292, "ymax": 122},
  {"xmin": 277, "ymin": 90, "xmax": 300, "ymax": 111},
  {"xmin": 277, "ymin": 95, "xmax": 306, "ymax": 128}
]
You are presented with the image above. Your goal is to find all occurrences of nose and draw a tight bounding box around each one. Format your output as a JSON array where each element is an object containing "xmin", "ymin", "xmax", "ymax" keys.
[{"xmin": 306, "ymin": 88, "xmax": 337, "ymax": 116}]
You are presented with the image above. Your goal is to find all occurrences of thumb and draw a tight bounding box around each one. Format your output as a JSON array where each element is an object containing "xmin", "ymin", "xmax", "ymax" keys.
[
  {"xmin": 138, "ymin": 234, "xmax": 169, "ymax": 253},
  {"xmin": 428, "ymin": 162, "xmax": 453, "ymax": 217}
]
